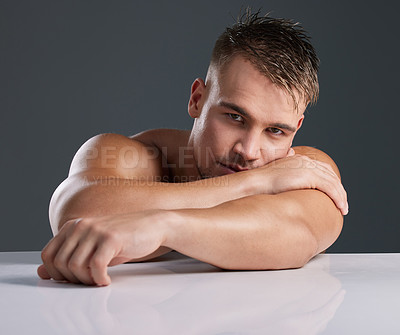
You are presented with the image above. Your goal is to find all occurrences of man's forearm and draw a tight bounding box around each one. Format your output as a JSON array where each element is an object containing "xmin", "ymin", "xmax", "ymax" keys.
[
  {"xmin": 49, "ymin": 172, "xmax": 253, "ymax": 234},
  {"xmin": 163, "ymin": 190, "xmax": 342, "ymax": 270}
]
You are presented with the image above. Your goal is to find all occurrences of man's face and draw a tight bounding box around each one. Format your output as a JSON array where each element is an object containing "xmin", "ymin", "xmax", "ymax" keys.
[{"xmin": 188, "ymin": 56, "xmax": 306, "ymax": 178}]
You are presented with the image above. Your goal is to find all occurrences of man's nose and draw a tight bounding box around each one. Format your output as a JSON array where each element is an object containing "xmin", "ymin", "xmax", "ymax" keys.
[{"xmin": 232, "ymin": 133, "xmax": 262, "ymax": 162}]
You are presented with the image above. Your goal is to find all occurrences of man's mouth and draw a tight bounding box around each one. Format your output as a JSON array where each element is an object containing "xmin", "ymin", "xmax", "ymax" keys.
[{"xmin": 218, "ymin": 162, "xmax": 248, "ymax": 173}]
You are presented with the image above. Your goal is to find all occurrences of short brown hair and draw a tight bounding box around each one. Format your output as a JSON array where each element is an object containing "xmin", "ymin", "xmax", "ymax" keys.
[{"xmin": 211, "ymin": 9, "xmax": 320, "ymax": 109}]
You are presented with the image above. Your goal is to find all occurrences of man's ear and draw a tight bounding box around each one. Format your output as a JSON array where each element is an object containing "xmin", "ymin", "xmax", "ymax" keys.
[
  {"xmin": 296, "ymin": 114, "xmax": 305, "ymax": 131},
  {"xmin": 188, "ymin": 78, "xmax": 206, "ymax": 119}
]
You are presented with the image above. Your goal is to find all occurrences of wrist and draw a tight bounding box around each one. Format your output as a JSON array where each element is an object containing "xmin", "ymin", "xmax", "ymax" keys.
[
  {"xmin": 238, "ymin": 169, "xmax": 262, "ymax": 196},
  {"xmin": 160, "ymin": 209, "xmax": 185, "ymax": 249}
]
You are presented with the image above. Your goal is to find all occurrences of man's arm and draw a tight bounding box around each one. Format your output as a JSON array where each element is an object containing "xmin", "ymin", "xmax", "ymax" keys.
[
  {"xmin": 166, "ymin": 188, "xmax": 342, "ymax": 271},
  {"xmin": 50, "ymin": 133, "xmax": 346, "ymax": 235},
  {"xmin": 39, "ymin": 167, "xmax": 343, "ymax": 286},
  {"xmin": 49, "ymin": 133, "xmax": 251, "ymax": 234},
  {"xmin": 167, "ymin": 147, "xmax": 344, "ymax": 270}
]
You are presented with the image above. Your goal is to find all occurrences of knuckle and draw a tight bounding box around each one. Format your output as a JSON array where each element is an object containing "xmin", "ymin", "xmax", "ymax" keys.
[
  {"xmin": 63, "ymin": 219, "xmax": 79, "ymax": 230},
  {"xmin": 41, "ymin": 249, "xmax": 51, "ymax": 263},
  {"xmin": 68, "ymin": 259, "xmax": 81, "ymax": 272},
  {"xmin": 90, "ymin": 255, "xmax": 105, "ymax": 269},
  {"xmin": 65, "ymin": 218, "xmax": 77, "ymax": 226},
  {"xmin": 53, "ymin": 256, "xmax": 65, "ymax": 270},
  {"xmin": 74, "ymin": 218, "xmax": 90, "ymax": 231},
  {"xmin": 321, "ymin": 180, "xmax": 330, "ymax": 191},
  {"xmin": 102, "ymin": 229, "xmax": 119, "ymax": 244}
]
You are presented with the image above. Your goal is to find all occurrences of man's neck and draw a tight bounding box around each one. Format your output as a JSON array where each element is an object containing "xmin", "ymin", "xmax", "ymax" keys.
[{"xmin": 167, "ymin": 137, "xmax": 202, "ymax": 183}]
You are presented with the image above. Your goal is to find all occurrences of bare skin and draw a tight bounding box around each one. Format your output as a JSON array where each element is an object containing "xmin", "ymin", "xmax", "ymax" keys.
[{"xmin": 37, "ymin": 56, "xmax": 348, "ymax": 286}]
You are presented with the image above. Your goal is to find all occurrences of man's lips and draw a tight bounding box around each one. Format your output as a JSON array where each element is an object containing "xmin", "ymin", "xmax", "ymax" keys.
[{"xmin": 218, "ymin": 162, "xmax": 248, "ymax": 173}]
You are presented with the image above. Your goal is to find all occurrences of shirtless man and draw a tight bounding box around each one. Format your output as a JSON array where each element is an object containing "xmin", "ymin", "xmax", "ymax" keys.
[{"xmin": 37, "ymin": 12, "xmax": 348, "ymax": 286}]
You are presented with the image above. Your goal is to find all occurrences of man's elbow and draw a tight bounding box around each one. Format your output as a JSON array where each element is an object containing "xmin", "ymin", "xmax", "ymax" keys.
[
  {"xmin": 266, "ymin": 230, "xmax": 319, "ymax": 270},
  {"xmin": 279, "ymin": 189, "xmax": 344, "ymax": 257},
  {"xmin": 48, "ymin": 174, "xmax": 92, "ymax": 235},
  {"xmin": 263, "ymin": 201, "xmax": 321, "ymax": 270}
]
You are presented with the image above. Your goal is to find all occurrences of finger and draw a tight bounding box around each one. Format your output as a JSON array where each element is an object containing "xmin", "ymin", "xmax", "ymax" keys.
[
  {"xmin": 317, "ymin": 162, "xmax": 338, "ymax": 179},
  {"xmin": 89, "ymin": 244, "xmax": 114, "ymax": 286},
  {"xmin": 302, "ymin": 162, "xmax": 347, "ymax": 215},
  {"xmin": 316, "ymin": 166, "xmax": 348, "ymax": 214},
  {"xmin": 52, "ymin": 222, "xmax": 91, "ymax": 284},
  {"xmin": 305, "ymin": 160, "xmax": 347, "ymax": 211},
  {"xmin": 53, "ymin": 245, "xmax": 81, "ymax": 284},
  {"xmin": 37, "ymin": 264, "xmax": 51, "ymax": 279},
  {"xmin": 312, "ymin": 162, "xmax": 347, "ymax": 213},
  {"xmin": 317, "ymin": 174, "xmax": 348, "ymax": 215},
  {"xmin": 315, "ymin": 160, "xmax": 339, "ymax": 180},
  {"xmin": 339, "ymin": 185, "xmax": 348, "ymax": 215},
  {"xmin": 327, "ymin": 185, "xmax": 347, "ymax": 216},
  {"xmin": 41, "ymin": 234, "xmax": 70, "ymax": 282},
  {"xmin": 285, "ymin": 155, "xmax": 348, "ymax": 215},
  {"xmin": 67, "ymin": 239, "xmax": 98, "ymax": 285}
]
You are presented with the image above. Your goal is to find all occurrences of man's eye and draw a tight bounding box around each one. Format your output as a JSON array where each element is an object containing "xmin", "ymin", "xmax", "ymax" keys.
[
  {"xmin": 268, "ymin": 127, "xmax": 283, "ymax": 135},
  {"xmin": 228, "ymin": 113, "xmax": 243, "ymax": 122}
]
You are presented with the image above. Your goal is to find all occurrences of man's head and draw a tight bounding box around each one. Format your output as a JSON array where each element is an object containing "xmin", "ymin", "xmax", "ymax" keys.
[
  {"xmin": 210, "ymin": 9, "xmax": 319, "ymax": 108},
  {"xmin": 188, "ymin": 10, "xmax": 319, "ymax": 179}
]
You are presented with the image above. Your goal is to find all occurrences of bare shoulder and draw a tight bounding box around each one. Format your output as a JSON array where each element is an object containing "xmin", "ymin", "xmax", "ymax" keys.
[
  {"xmin": 130, "ymin": 128, "xmax": 190, "ymax": 150},
  {"xmin": 292, "ymin": 146, "xmax": 341, "ymax": 179},
  {"xmin": 68, "ymin": 132, "xmax": 166, "ymax": 179}
]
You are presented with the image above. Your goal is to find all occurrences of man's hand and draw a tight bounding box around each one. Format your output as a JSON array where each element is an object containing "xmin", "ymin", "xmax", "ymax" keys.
[
  {"xmin": 249, "ymin": 149, "xmax": 348, "ymax": 215},
  {"xmin": 37, "ymin": 210, "xmax": 169, "ymax": 286}
]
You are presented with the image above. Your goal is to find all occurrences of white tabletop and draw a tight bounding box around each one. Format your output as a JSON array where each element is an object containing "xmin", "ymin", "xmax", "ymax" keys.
[{"xmin": 0, "ymin": 252, "xmax": 399, "ymax": 334}]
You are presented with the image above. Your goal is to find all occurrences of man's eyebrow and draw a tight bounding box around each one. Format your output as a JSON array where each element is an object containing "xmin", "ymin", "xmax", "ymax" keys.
[
  {"xmin": 218, "ymin": 101, "xmax": 251, "ymax": 118},
  {"xmin": 269, "ymin": 122, "xmax": 297, "ymax": 133},
  {"xmin": 218, "ymin": 101, "xmax": 297, "ymax": 133}
]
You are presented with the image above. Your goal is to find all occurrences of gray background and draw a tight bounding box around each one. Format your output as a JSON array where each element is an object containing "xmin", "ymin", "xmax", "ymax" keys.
[{"xmin": 1, "ymin": 0, "xmax": 399, "ymax": 252}]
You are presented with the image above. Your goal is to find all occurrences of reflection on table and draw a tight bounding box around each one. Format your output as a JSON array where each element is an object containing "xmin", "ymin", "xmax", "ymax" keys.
[{"xmin": 1, "ymin": 252, "xmax": 399, "ymax": 334}]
